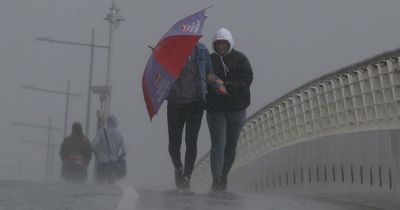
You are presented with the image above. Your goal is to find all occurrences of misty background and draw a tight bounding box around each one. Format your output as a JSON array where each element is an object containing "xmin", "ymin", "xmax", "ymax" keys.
[{"xmin": 1, "ymin": 0, "xmax": 400, "ymax": 189}]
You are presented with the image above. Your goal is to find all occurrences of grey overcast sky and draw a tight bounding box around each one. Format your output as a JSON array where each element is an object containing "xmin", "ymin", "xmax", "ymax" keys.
[{"xmin": 1, "ymin": 0, "xmax": 400, "ymax": 189}]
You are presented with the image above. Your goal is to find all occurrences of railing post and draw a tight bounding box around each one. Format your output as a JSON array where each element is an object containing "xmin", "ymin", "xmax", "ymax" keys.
[{"xmin": 191, "ymin": 49, "xmax": 400, "ymax": 201}]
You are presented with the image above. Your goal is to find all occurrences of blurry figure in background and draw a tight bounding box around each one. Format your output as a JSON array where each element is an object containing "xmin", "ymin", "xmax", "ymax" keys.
[
  {"xmin": 91, "ymin": 114, "xmax": 127, "ymax": 184},
  {"xmin": 207, "ymin": 28, "xmax": 253, "ymax": 192},
  {"xmin": 60, "ymin": 122, "xmax": 92, "ymax": 182}
]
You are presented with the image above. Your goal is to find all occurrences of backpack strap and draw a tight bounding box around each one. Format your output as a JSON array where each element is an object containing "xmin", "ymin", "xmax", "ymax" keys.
[{"xmin": 102, "ymin": 128, "xmax": 112, "ymax": 154}]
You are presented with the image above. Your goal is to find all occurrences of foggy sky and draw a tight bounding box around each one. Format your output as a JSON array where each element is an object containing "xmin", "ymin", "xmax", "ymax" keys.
[{"xmin": 1, "ymin": 0, "xmax": 400, "ymax": 189}]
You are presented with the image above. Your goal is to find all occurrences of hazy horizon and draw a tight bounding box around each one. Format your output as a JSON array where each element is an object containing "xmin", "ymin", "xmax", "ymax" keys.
[{"xmin": 1, "ymin": 0, "xmax": 400, "ymax": 189}]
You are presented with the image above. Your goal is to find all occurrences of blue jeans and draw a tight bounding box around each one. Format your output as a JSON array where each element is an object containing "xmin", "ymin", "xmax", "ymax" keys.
[{"xmin": 206, "ymin": 110, "xmax": 246, "ymax": 180}]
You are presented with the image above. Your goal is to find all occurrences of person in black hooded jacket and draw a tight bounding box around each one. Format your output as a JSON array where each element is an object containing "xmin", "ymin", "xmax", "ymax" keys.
[{"xmin": 206, "ymin": 28, "xmax": 253, "ymax": 192}]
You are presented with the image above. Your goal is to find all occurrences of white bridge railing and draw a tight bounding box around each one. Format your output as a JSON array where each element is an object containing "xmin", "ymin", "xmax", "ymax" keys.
[{"xmin": 192, "ymin": 49, "xmax": 400, "ymax": 189}]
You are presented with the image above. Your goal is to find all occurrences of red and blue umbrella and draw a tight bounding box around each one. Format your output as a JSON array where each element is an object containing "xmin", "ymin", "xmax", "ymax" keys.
[{"xmin": 142, "ymin": 8, "xmax": 210, "ymax": 120}]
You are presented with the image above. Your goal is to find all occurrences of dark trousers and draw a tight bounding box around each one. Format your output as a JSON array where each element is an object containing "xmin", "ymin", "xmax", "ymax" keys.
[
  {"xmin": 61, "ymin": 164, "xmax": 87, "ymax": 183},
  {"xmin": 96, "ymin": 162, "xmax": 116, "ymax": 184},
  {"xmin": 167, "ymin": 100, "xmax": 204, "ymax": 177}
]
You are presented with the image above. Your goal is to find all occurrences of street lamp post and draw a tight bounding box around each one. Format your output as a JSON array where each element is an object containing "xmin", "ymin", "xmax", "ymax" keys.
[
  {"xmin": 35, "ymin": 30, "xmax": 109, "ymax": 137},
  {"xmin": 35, "ymin": 0, "xmax": 124, "ymax": 132},
  {"xmin": 11, "ymin": 119, "xmax": 60, "ymax": 181},
  {"xmin": 21, "ymin": 81, "xmax": 81, "ymax": 139},
  {"xmin": 102, "ymin": 0, "xmax": 124, "ymax": 124}
]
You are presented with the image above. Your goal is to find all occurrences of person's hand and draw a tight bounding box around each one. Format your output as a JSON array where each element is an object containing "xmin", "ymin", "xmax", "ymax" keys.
[
  {"xmin": 216, "ymin": 85, "xmax": 228, "ymax": 95},
  {"xmin": 215, "ymin": 79, "xmax": 228, "ymax": 95},
  {"xmin": 207, "ymin": 74, "xmax": 228, "ymax": 95}
]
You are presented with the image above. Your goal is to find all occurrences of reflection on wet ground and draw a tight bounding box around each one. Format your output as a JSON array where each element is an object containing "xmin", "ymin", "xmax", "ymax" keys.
[{"xmin": 135, "ymin": 189, "xmax": 382, "ymax": 210}]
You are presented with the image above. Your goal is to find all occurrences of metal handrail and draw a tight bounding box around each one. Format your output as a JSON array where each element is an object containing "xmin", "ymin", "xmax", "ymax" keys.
[{"xmin": 192, "ymin": 48, "xmax": 400, "ymax": 189}]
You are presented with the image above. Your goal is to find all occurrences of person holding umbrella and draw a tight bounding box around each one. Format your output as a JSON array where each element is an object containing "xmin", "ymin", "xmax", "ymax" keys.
[
  {"xmin": 167, "ymin": 42, "xmax": 224, "ymax": 192},
  {"xmin": 206, "ymin": 28, "xmax": 253, "ymax": 192},
  {"xmin": 141, "ymin": 8, "xmax": 223, "ymax": 192}
]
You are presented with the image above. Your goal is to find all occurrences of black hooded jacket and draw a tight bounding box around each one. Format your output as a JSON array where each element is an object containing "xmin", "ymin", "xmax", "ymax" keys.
[
  {"xmin": 206, "ymin": 28, "xmax": 253, "ymax": 112},
  {"xmin": 206, "ymin": 48, "xmax": 253, "ymax": 112}
]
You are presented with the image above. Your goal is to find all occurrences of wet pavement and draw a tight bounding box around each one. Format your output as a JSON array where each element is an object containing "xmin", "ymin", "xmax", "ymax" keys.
[
  {"xmin": 0, "ymin": 180, "xmax": 122, "ymax": 210},
  {"xmin": 135, "ymin": 189, "xmax": 382, "ymax": 210},
  {"xmin": 0, "ymin": 180, "xmax": 387, "ymax": 210}
]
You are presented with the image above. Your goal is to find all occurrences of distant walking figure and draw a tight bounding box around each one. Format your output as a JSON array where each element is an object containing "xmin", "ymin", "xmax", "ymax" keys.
[
  {"xmin": 60, "ymin": 122, "xmax": 92, "ymax": 182},
  {"xmin": 91, "ymin": 114, "xmax": 127, "ymax": 184}
]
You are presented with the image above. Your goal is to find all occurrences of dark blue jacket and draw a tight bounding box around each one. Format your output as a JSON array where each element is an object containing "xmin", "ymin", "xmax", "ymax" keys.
[{"xmin": 196, "ymin": 42, "xmax": 213, "ymax": 101}]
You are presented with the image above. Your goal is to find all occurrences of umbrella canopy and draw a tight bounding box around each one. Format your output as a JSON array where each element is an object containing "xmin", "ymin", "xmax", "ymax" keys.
[{"xmin": 142, "ymin": 8, "xmax": 209, "ymax": 120}]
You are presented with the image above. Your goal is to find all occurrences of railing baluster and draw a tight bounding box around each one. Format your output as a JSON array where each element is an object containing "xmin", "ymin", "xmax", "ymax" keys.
[{"xmin": 191, "ymin": 52, "xmax": 400, "ymax": 191}]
